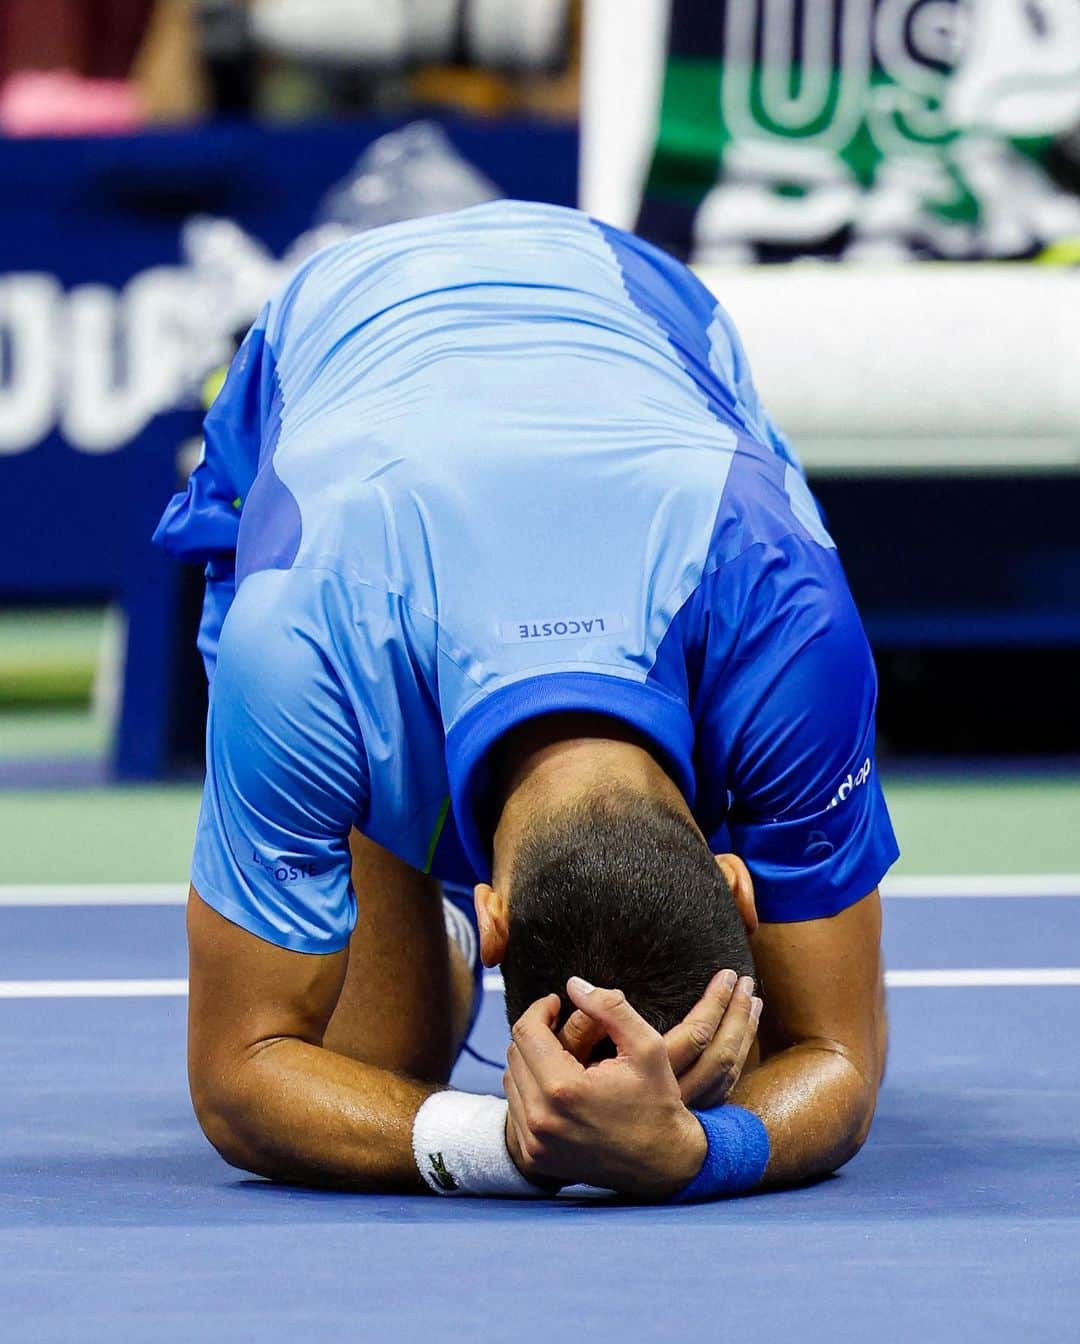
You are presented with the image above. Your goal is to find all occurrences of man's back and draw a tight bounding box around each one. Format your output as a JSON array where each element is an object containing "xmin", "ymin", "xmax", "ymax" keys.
[
  {"xmin": 157, "ymin": 201, "xmax": 895, "ymax": 944},
  {"xmin": 234, "ymin": 199, "xmax": 814, "ymax": 715}
]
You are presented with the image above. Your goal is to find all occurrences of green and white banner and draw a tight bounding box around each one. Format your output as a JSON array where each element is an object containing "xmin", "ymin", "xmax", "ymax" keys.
[{"xmin": 639, "ymin": 0, "xmax": 1080, "ymax": 262}]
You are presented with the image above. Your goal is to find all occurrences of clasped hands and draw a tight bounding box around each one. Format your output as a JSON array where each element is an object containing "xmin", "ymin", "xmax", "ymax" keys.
[{"xmin": 504, "ymin": 966, "xmax": 762, "ymax": 1198}]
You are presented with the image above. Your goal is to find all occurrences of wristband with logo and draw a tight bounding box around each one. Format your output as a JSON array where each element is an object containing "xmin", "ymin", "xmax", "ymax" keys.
[{"xmin": 412, "ymin": 1091, "xmax": 551, "ymax": 1198}]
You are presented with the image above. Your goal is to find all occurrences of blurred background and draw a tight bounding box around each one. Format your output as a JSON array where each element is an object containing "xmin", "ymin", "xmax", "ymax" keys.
[{"xmin": 2, "ymin": 0, "xmax": 1079, "ymax": 887}]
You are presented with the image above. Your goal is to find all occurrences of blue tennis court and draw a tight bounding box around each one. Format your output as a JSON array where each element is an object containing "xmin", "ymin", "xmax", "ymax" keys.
[{"xmin": 3, "ymin": 877, "xmax": 1078, "ymax": 1342}]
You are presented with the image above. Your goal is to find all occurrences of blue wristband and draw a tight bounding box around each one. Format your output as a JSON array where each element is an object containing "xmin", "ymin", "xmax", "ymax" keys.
[{"xmin": 671, "ymin": 1105, "xmax": 770, "ymax": 1203}]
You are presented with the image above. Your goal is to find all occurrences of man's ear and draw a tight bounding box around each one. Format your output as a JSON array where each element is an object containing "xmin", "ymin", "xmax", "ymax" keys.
[
  {"xmin": 715, "ymin": 853, "xmax": 759, "ymax": 937},
  {"xmin": 474, "ymin": 882, "xmax": 510, "ymax": 967}
]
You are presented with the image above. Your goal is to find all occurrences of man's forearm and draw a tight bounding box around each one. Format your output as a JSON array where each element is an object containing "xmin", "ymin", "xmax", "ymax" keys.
[
  {"xmin": 729, "ymin": 1041, "xmax": 878, "ymax": 1187},
  {"xmin": 195, "ymin": 1037, "xmax": 437, "ymax": 1191}
]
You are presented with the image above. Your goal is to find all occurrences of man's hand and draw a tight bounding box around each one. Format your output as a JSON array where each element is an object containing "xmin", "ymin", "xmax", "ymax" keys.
[
  {"xmin": 664, "ymin": 970, "xmax": 762, "ymax": 1106},
  {"xmin": 560, "ymin": 969, "xmax": 762, "ymax": 1109},
  {"xmin": 503, "ymin": 978, "xmax": 707, "ymax": 1197}
]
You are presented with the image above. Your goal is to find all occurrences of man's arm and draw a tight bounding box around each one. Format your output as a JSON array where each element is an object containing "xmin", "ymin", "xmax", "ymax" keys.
[
  {"xmin": 187, "ymin": 884, "xmax": 437, "ymax": 1190},
  {"xmin": 182, "ymin": 565, "xmax": 451, "ymax": 1188},
  {"xmin": 729, "ymin": 888, "xmax": 885, "ymax": 1185},
  {"xmin": 188, "ymin": 872, "xmax": 745, "ymax": 1197}
]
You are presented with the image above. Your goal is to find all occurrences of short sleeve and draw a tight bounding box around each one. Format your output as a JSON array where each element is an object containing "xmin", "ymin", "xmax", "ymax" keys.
[
  {"xmin": 191, "ymin": 569, "xmax": 370, "ymax": 953},
  {"xmin": 153, "ymin": 305, "xmax": 274, "ymax": 566},
  {"xmin": 697, "ymin": 541, "xmax": 899, "ymax": 923}
]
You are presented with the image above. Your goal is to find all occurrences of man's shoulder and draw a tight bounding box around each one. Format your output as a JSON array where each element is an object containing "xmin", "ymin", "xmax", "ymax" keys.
[{"xmin": 704, "ymin": 440, "xmax": 837, "ymax": 573}]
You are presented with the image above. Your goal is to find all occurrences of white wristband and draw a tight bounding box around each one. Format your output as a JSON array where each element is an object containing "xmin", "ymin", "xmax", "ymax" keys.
[{"xmin": 412, "ymin": 1091, "xmax": 548, "ymax": 1198}]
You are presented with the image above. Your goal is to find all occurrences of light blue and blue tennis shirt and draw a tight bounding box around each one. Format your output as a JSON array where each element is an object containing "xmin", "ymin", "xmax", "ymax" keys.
[{"xmin": 156, "ymin": 200, "xmax": 898, "ymax": 954}]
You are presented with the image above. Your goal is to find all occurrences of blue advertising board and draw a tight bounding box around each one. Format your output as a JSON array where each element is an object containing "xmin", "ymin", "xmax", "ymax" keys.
[{"xmin": 0, "ymin": 117, "xmax": 578, "ymax": 776}]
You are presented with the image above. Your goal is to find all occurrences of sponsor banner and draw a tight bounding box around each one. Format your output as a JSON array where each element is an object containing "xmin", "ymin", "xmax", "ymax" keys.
[
  {"xmin": 0, "ymin": 118, "xmax": 576, "ymax": 775},
  {"xmin": 640, "ymin": 0, "xmax": 1080, "ymax": 262}
]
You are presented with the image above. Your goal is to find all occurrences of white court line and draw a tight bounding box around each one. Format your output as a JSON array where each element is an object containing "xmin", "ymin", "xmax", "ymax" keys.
[
  {"xmin": 2, "ymin": 875, "xmax": 1080, "ymax": 907},
  {"xmin": 887, "ymin": 968, "xmax": 1080, "ymax": 988},
  {"xmin": 0, "ymin": 979, "xmax": 188, "ymax": 999},
  {"xmin": 882, "ymin": 874, "xmax": 1080, "ymax": 898},
  {"xmin": 0, "ymin": 883, "xmax": 187, "ymax": 906},
  {"xmin": 3, "ymin": 969, "xmax": 1080, "ymax": 999}
]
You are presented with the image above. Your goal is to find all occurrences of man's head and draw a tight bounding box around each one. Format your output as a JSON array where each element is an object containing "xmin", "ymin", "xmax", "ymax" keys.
[{"xmin": 475, "ymin": 785, "xmax": 757, "ymax": 1042}]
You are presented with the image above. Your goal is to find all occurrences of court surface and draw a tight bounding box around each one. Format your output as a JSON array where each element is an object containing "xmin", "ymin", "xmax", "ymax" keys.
[{"xmin": 2, "ymin": 861, "xmax": 1078, "ymax": 1342}]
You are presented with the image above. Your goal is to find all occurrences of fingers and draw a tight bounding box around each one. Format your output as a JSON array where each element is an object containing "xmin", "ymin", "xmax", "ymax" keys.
[
  {"xmin": 505, "ymin": 1024, "xmax": 578, "ymax": 1187},
  {"xmin": 558, "ymin": 1008, "xmax": 608, "ymax": 1064},
  {"xmin": 565, "ymin": 976, "xmax": 663, "ymax": 1063},
  {"xmin": 663, "ymin": 969, "xmax": 738, "ymax": 1076},
  {"xmin": 510, "ymin": 992, "xmax": 581, "ymax": 1086},
  {"xmin": 505, "ymin": 1039, "xmax": 546, "ymax": 1116},
  {"xmin": 676, "ymin": 977, "xmax": 762, "ymax": 1109},
  {"xmin": 504, "ymin": 1062, "xmax": 527, "ymax": 1120},
  {"xmin": 502, "ymin": 1067, "xmax": 538, "ymax": 1179}
]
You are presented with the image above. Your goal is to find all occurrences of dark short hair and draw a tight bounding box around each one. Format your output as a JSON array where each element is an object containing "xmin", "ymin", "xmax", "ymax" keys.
[{"xmin": 501, "ymin": 789, "xmax": 755, "ymax": 1045}]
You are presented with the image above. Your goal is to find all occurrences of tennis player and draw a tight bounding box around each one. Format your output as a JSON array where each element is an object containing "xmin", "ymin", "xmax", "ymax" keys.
[{"xmin": 156, "ymin": 200, "xmax": 898, "ymax": 1202}]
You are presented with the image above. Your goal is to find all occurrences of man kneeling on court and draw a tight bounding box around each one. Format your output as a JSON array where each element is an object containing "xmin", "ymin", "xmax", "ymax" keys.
[{"xmin": 156, "ymin": 201, "xmax": 898, "ymax": 1202}]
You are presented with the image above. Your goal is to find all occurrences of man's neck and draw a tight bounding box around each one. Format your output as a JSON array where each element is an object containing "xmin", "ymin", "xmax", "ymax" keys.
[{"xmin": 490, "ymin": 714, "xmax": 690, "ymax": 887}]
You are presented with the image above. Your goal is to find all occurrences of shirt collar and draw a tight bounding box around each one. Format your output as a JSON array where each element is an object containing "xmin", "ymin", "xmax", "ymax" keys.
[{"xmin": 444, "ymin": 671, "xmax": 696, "ymax": 881}]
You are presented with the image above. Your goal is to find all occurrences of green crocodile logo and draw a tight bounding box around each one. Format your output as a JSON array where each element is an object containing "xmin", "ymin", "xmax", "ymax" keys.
[{"xmin": 428, "ymin": 1151, "xmax": 458, "ymax": 1192}]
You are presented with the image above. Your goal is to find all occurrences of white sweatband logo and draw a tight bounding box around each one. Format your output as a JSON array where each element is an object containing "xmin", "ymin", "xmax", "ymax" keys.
[{"xmin": 412, "ymin": 1092, "xmax": 548, "ymax": 1198}]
